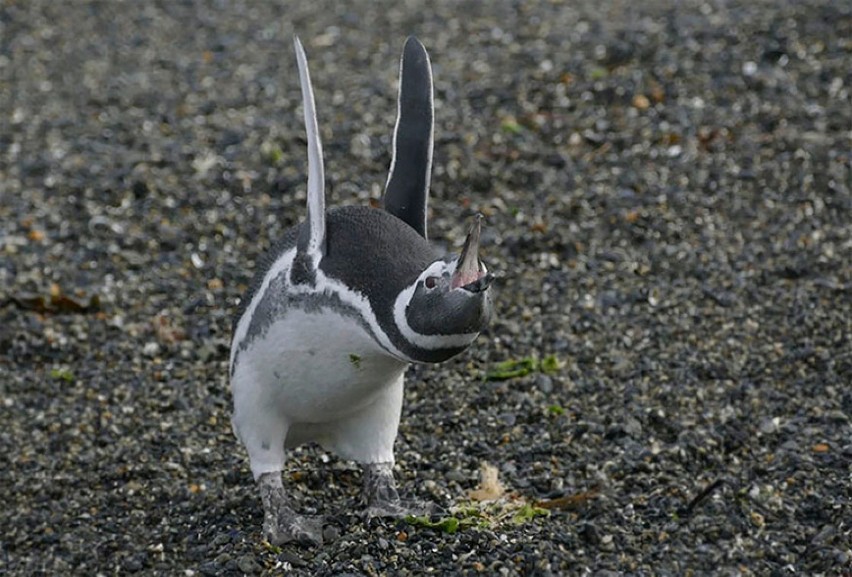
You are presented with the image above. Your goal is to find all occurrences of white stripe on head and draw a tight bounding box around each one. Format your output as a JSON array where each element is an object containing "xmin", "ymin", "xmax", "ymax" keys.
[
  {"xmin": 392, "ymin": 260, "xmax": 480, "ymax": 350},
  {"xmin": 294, "ymin": 36, "xmax": 326, "ymax": 262}
]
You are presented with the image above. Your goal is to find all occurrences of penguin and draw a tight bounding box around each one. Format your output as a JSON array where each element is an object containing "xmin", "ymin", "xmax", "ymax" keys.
[{"xmin": 229, "ymin": 36, "xmax": 494, "ymax": 546}]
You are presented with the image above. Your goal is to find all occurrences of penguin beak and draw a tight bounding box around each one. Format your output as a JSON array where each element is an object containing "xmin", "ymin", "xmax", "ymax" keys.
[{"xmin": 451, "ymin": 214, "xmax": 493, "ymax": 292}]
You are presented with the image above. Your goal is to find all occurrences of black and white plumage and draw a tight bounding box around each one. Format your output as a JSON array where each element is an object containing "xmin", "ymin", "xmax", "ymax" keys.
[{"xmin": 229, "ymin": 36, "xmax": 493, "ymax": 546}]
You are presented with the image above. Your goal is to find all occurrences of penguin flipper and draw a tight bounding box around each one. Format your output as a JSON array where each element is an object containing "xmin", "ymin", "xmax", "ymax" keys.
[
  {"xmin": 383, "ymin": 36, "xmax": 434, "ymax": 240},
  {"xmin": 294, "ymin": 36, "xmax": 326, "ymax": 269}
]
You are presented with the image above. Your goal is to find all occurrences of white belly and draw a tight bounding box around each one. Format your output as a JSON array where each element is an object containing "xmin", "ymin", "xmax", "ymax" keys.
[{"xmin": 232, "ymin": 308, "xmax": 407, "ymax": 424}]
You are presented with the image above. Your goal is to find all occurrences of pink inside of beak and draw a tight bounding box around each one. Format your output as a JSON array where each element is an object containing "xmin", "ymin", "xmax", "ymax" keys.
[
  {"xmin": 451, "ymin": 261, "xmax": 484, "ymax": 289},
  {"xmin": 451, "ymin": 214, "xmax": 485, "ymax": 289}
]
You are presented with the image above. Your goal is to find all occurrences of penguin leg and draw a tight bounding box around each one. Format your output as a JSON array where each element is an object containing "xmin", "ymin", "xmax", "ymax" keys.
[
  {"xmin": 361, "ymin": 461, "xmax": 438, "ymax": 518},
  {"xmin": 258, "ymin": 472, "xmax": 324, "ymax": 547},
  {"xmin": 321, "ymin": 374, "xmax": 436, "ymax": 518},
  {"xmin": 324, "ymin": 372, "xmax": 404, "ymax": 466},
  {"xmin": 232, "ymin": 377, "xmax": 324, "ymax": 546},
  {"xmin": 362, "ymin": 461, "xmax": 406, "ymax": 517}
]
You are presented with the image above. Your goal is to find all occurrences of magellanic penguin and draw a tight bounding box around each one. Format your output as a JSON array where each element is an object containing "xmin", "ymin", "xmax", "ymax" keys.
[{"xmin": 229, "ymin": 36, "xmax": 494, "ymax": 546}]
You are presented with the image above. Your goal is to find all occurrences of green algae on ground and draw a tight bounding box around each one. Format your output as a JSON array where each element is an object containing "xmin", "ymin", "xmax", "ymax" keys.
[
  {"xmin": 483, "ymin": 354, "xmax": 562, "ymax": 381},
  {"xmin": 50, "ymin": 368, "xmax": 75, "ymax": 382},
  {"xmin": 405, "ymin": 500, "xmax": 550, "ymax": 535}
]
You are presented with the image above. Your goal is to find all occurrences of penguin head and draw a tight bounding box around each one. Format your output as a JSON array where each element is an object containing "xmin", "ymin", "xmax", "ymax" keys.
[{"xmin": 393, "ymin": 215, "xmax": 494, "ymax": 359}]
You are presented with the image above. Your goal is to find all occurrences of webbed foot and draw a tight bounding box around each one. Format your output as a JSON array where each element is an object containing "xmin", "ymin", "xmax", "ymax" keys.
[
  {"xmin": 361, "ymin": 462, "xmax": 439, "ymax": 519},
  {"xmin": 265, "ymin": 511, "xmax": 324, "ymax": 546},
  {"xmin": 259, "ymin": 473, "xmax": 324, "ymax": 546}
]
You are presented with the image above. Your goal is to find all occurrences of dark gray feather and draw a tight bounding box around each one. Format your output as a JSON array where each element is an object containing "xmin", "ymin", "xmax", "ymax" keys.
[{"xmin": 383, "ymin": 36, "xmax": 433, "ymax": 239}]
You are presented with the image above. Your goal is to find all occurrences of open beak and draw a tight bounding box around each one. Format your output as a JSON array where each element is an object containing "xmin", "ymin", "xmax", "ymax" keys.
[{"xmin": 451, "ymin": 214, "xmax": 494, "ymax": 293}]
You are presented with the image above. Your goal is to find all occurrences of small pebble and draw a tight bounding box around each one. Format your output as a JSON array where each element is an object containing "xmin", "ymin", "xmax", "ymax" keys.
[
  {"xmin": 322, "ymin": 525, "xmax": 341, "ymax": 542},
  {"xmin": 236, "ymin": 554, "xmax": 260, "ymax": 574},
  {"xmin": 535, "ymin": 374, "xmax": 554, "ymax": 394},
  {"xmin": 143, "ymin": 342, "xmax": 161, "ymax": 357}
]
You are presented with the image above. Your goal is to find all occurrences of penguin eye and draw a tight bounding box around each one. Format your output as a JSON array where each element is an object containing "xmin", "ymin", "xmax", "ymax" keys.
[{"xmin": 424, "ymin": 276, "xmax": 439, "ymax": 289}]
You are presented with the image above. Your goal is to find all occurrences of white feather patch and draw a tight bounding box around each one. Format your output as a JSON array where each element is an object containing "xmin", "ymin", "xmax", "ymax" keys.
[{"xmin": 294, "ymin": 36, "xmax": 326, "ymax": 262}]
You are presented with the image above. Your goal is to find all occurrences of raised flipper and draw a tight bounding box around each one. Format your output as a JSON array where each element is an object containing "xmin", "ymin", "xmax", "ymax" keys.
[
  {"xmin": 383, "ymin": 36, "xmax": 434, "ymax": 239},
  {"xmin": 292, "ymin": 36, "xmax": 326, "ymax": 284}
]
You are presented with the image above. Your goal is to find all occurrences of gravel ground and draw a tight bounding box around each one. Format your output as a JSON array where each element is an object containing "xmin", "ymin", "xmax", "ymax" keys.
[{"xmin": 2, "ymin": 1, "xmax": 850, "ymax": 575}]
